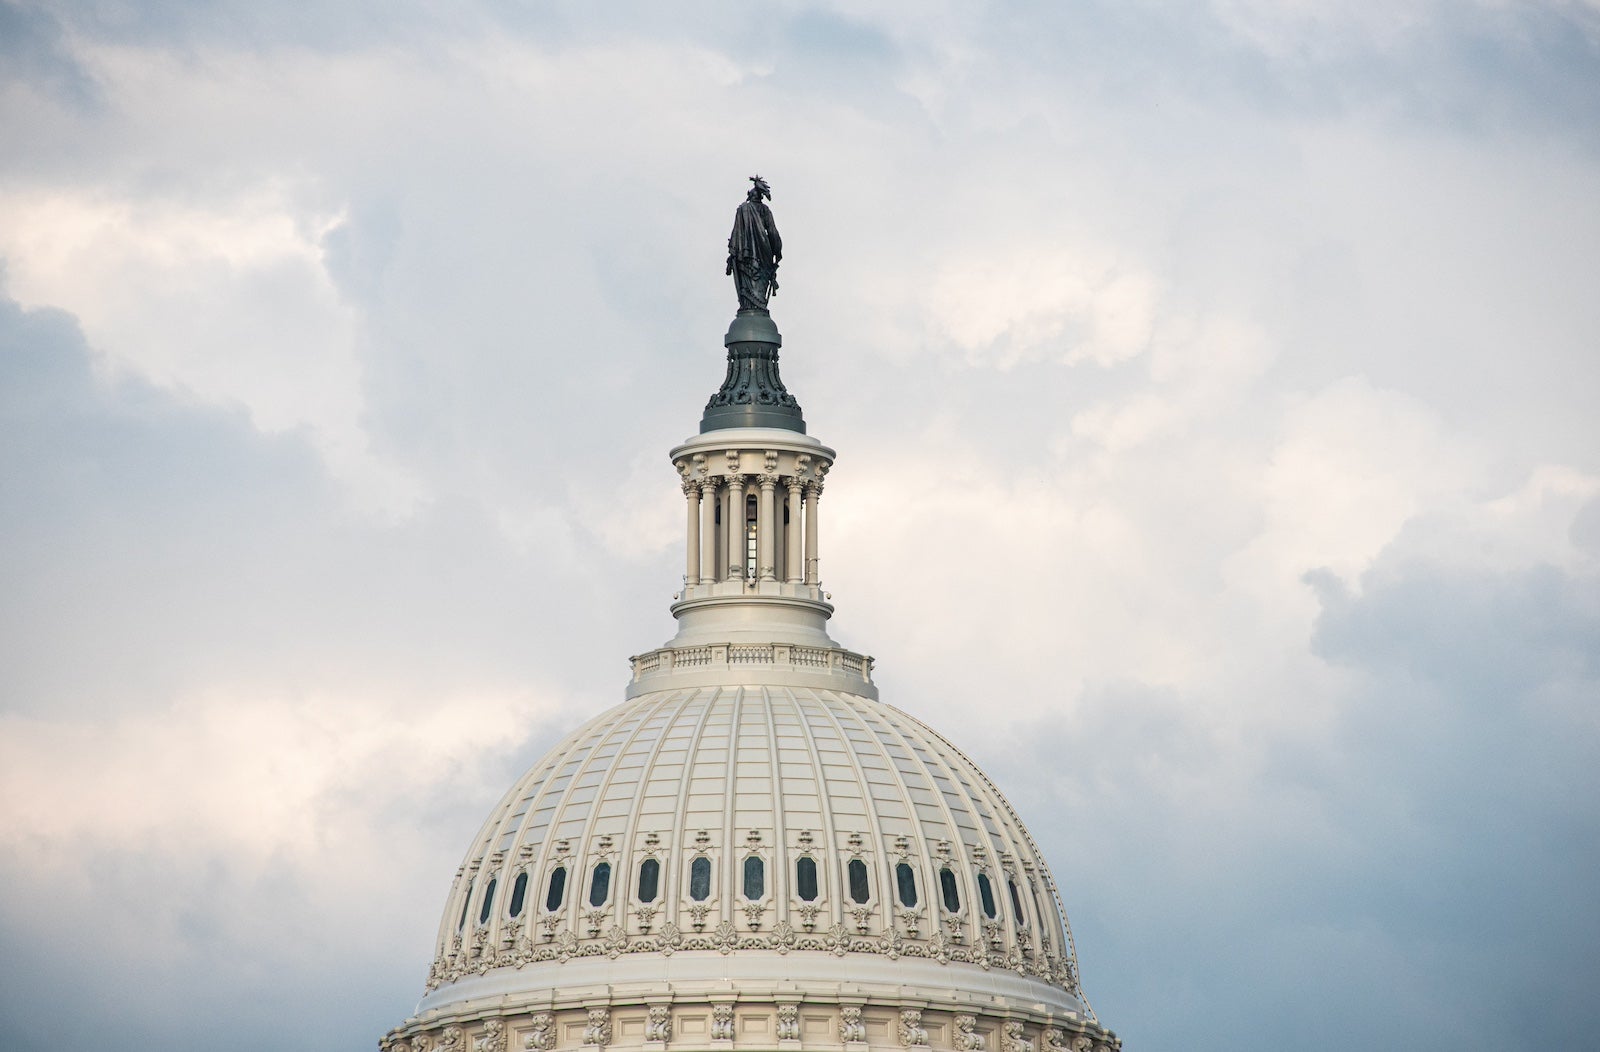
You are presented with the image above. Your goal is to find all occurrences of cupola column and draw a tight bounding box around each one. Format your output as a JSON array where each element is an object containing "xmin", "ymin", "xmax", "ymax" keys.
[
  {"xmin": 785, "ymin": 478, "xmax": 803, "ymax": 583},
  {"xmin": 804, "ymin": 482, "xmax": 822, "ymax": 586},
  {"xmin": 683, "ymin": 480, "xmax": 702, "ymax": 584},
  {"xmin": 699, "ymin": 479, "xmax": 718, "ymax": 584},
  {"xmin": 758, "ymin": 474, "xmax": 779, "ymax": 582},
  {"xmin": 726, "ymin": 474, "xmax": 748, "ymax": 581}
]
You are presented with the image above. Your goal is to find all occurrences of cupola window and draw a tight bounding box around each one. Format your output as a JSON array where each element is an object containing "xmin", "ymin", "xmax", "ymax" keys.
[
  {"xmin": 589, "ymin": 861, "xmax": 612, "ymax": 907},
  {"xmin": 795, "ymin": 856, "xmax": 819, "ymax": 901},
  {"xmin": 457, "ymin": 887, "xmax": 472, "ymax": 932},
  {"xmin": 977, "ymin": 872, "xmax": 997, "ymax": 919},
  {"xmin": 545, "ymin": 866, "xmax": 568, "ymax": 911},
  {"xmin": 743, "ymin": 856, "xmax": 765, "ymax": 900},
  {"xmin": 847, "ymin": 858, "xmax": 870, "ymax": 904},
  {"xmin": 478, "ymin": 877, "xmax": 497, "ymax": 925},
  {"xmin": 744, "ymin": 495, "xmax": 759, "ymax": 580},
  {"xmin": 508, "ymin": 872, "xmax": 528, "ymax": 918},
  {"xmin": 1008, "ymin": 878, "xmax": 1026, "ymax": 926},
  {"xmin": 895, "ymin": 863, "xmax": 918, "ymax": 907},
  {"xmin": 690, "ymin": 856, "xmax": 712, "ymax": 901},
  {"xmin": 939, "ymin": 867, "xmax": 960, "ymax": 913},
  {"xmin": 637, "ymin": 858, "xmax": 661, "ymax": 903}
]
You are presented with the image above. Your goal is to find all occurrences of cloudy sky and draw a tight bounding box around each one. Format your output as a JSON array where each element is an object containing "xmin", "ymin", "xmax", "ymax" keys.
[{"xmin": 2, "ymin": 2, "xmax": 1597, "ymax": 1050}]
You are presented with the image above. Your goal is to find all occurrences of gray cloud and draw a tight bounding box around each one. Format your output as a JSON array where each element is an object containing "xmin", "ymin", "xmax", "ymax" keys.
[{"xmin": 3, "ymin": 5, "xmax": 1598, "ymax": 1052}]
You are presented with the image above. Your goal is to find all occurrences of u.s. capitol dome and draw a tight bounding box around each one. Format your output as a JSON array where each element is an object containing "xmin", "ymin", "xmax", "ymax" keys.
[{"xmin": 382, "ymin": 185, "xmax": 1121, "ymax": 1052}]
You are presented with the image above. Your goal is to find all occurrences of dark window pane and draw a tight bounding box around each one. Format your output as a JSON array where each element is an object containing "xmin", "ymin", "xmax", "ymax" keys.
[
  {"xmin": 940, "ymin": 868, "xmax": 960, "ymax": 913},
  {"xmin": 479, "ymin": 877, "xmax": 497, "ymax": 925},
  {"xmin": 848, "ymin": 858, "xmax": 870, "ymax": 904},
  {"xmin": 638, "ymin": 858, "xmax": 660, "ymax": 903},
  {"xmin": 589, "ymin": 862, "xmax": 612, "ymax": 907},
  {"xmin": 895, "ymin": 863, "xmax": 918, "ymax": 907},
  {"xmin": 1008, "ymin": 879, "xmax": 1026, "ymax": 926},
  {"xmin": 545, "ymin": 866, "xmax": 567, "ymax": 911},
  {"xmin": 796, "ymin": 857, "xmax": 819, "ymax": 901},
  {"xmin": 978, "ymin": 872, "xmax": 997, "ymax": 918},
  {"xmin": 690, "ymin": 856, "xmax": 711, "ymax": 901},
  {"xmin": 457, "ymin": 886, "xmax": 472, "ymax": 931},
  {"xmin": 509, "ymin": 873, "xmax": 528, "ymax": 918},
  {"xmin": 743, "ymin": 856, "xmax": 765, "ymax": 900}
]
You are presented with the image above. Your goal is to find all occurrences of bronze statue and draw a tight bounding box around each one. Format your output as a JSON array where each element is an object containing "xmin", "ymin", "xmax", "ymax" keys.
[{"xmin": 727, "ymin": 176, "xmax": 782, "ymax": 312}]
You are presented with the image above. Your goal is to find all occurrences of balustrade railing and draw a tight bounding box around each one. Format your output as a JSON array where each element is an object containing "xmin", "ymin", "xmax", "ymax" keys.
[{"xmin": 629, "ymin": 642, "xmax": 875, "ymax": 686}]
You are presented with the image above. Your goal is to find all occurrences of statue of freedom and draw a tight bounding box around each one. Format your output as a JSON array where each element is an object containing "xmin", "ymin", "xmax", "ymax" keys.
[{"xmin": 726, "ymin": 176, "xmax": 782, "ymax": 312}]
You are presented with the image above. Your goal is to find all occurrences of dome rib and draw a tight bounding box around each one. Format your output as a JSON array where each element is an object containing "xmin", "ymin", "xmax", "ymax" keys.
[
  {"xmin": 757, "ymin": 686, "xmax": 791, "ymax": 913},
  {"xmin": 869, "ymin": 702, "xmax": 985, "ymax": 939},
  {"xmin": 883, "ymin": 701, "xmax": 1084, "ymax": 991},
  {"xmin": 786, "ymin": 689, "xmax": 845, "ymax": 925},
  {"xmin": 805, "ymin": 688, "xmax": 901, "ymax": 934},
  {"xmin": 663, "ymin": 690, "xmax": 719, "ymax": 917}
]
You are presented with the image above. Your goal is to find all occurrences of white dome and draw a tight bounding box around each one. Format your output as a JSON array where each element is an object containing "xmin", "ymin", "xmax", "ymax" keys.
[
  {"xmin": 419, "ymin": 676, "xmax": 1091, "ymax": 1022},
  {"xmin": 384, "ymin": 301, "xmax": 1121, "ymax": 1051}
]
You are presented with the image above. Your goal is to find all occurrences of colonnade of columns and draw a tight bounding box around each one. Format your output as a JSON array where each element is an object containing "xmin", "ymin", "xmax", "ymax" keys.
[{"xmin": 682, "ymin": 474, "xmax": 822, "ymax": 588}]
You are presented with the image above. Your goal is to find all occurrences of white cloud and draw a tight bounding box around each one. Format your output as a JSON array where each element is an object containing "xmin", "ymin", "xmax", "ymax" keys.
[
  {"xmin": 0, "ymin": 185, "xmax": 419, "ymax": 512},
  {"xmin": 1222, "ymin": 375, "xmax": 1477, "ymax": 610},
  {"xmin": 0, "ymin": 687, "xmax": 558, "ymax": 867},
  {"xmin": 921, "ymin": 248, "xmax": 1159, "ymax": 370}
]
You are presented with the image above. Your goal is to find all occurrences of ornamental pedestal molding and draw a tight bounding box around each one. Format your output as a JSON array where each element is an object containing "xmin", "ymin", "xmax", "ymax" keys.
[{"xmin": 385, "ymin": 999, "xmax": 1118, "ymax": 1052}]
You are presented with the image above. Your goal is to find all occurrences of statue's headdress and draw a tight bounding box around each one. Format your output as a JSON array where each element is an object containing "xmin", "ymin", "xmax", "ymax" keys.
[{"xmin": 749, "ymin": 175, "xmax": 772, "ymax": 200}]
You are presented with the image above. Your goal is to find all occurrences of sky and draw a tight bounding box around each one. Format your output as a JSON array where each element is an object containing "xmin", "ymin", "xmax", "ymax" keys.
[{"xmin": 1, "ymin": 1, "xmax": 1597, "ymax": 1050}]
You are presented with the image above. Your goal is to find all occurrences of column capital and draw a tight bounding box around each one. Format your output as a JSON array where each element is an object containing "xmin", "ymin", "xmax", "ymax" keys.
[
  {"xmin": 683, "ymin": 479, "xmax": 702, "ymax": 498},
  {"xmin": 757, "ymin": 472, "xmax": 781, "ymax": 490}
]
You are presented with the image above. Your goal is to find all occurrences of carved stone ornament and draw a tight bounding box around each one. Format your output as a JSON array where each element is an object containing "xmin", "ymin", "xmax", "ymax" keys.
[
  {"xmin": 898, "ymin": 1009, "xmax": 929, "ymax": 1047},
  {"xmin": 474, "ymin": 1020, "xmax": 506, "ymax": 1052},
  {"xmin": 1002, "ymin": 1022, "xmax": 1033, "ymax": 1052},
  {"xmin": 1071, "ymin": 1038, "xmax": 1094, "ymax": 1052},
  {"xmin": 426, "ymin": 881, "xmax": 1074, "ymax": 993},
  {"xmin": 955, "ymin": 1015, "xmax": 985, "ymax": 1052},
  {"xmin": 646, "ymin": 1006, "xmax": 672, "ymax": 1043},
  {"xmin": 776, "ymin": 1003, "xmax": 800, "ymax": 1042},
  {"xmin": 1044, "ymin": 1029, "xmax": 1067, "ymax": 1052},
  {"xmin": 439, "ymin": 1027, "xmax": 464, "ymax": 1052},
  {"xmin": 412, "ymin": 1036, "xmax": 432, "ymax": 1052},
  {"xmin": 839, "ymin": 1006, "xmax": 866, "ymax": 1044},
  {"xmin": 524, "ymin": 1014, "xmax": 555, "ymax": 1052},
  {"xmin": 711, "ymin": 1004, "xmax": 736, "ymax": 1042},
  {"xmin": 583, "ymin": 1008, "xmax": 612, "ymax": 1047}
]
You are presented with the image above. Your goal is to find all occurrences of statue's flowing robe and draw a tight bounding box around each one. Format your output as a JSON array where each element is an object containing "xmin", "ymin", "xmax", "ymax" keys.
[{"xmin": 728, "ymin": 199, "xmax": 782, "ymax": 311}]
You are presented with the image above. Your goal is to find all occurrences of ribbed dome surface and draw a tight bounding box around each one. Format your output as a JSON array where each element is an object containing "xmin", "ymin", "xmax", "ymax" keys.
[{"xmin": 424, "ymin": 683, "xmax": 1087, "ymax": 1013}]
